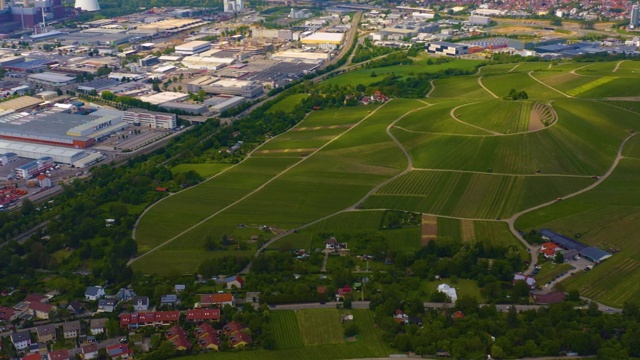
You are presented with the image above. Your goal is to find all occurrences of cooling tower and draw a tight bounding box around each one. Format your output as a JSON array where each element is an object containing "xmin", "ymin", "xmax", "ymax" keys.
[{"xmin": 74, "ymin": 0, "xmax": 99, "ymax": 11}]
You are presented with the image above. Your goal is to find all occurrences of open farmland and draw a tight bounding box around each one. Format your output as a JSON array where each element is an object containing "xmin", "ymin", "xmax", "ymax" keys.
[
  {"xmin": 170, "ymin": 163, "xmax": 231, "ymax": 178},
  {"xmin": 271, "ymin": 311, "xmax": 304, "ymax": 349},
  {"xmin": 362, "ymin": 170, "xmax": 593, "ymax": 219},
  {"xmin": 297, "ymin": 309, "xmax": 345, "ymax": 346},
  {"xmin": 134, "ymin": 60, "xmax": 640, "ymax": 307},
  {"xmin": 455, "ymin": 100, "xmax": 531, "ymax": 134},
  {"xmin": 267, "ymin": 94, "xmax": 309, "ymax": 114}
]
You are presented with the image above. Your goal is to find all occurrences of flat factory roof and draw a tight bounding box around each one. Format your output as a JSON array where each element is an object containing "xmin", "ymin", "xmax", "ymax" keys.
[
  {"xmin": 301, "ymin": 32, "xmax": 344, "ymax": 44},
  {"xmin": 138, "ymin": 92, "xmax": 189, "ymax": 105}
]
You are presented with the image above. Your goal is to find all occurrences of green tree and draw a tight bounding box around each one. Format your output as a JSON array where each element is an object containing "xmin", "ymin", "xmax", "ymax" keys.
[{"xmin": 555, "ymin": 251, "xmax": 564, "ymax": 263}]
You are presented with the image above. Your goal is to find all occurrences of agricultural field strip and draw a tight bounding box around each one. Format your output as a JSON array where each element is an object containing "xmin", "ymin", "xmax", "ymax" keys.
[
  {"xmin": 409, "ymin": 167, "xmax": 594, "ymax": 178},
  {"xmin": 506, "ymin": 132, "xmax": 640, "ymax": 274},
  {"xmin": 130, "ymin": 110, "xmax": 319, "ymax": 242},
  {"xmin": 255, "ymin": 101, "xmax": 434, "ymax": 252},
  {"xmin": 449, "ymin": 102, "xmax": 499, "ymax": 135},
  {"xmin": 528, "ymin": 71, "xmax": 572, "ymax": 98},
  {"xmin": 354, "ymin": 207, "xmax": 504, "ymax": 222},
  {"xmin": 130, "ymin": 102, "xmax": 391, "ymax": 264},
  {"xmin": 596, "ymin": 100, "xmax": 640, "ymax": 117},
  {"xmin": 477, "ymin": 76, "xmax": 499, "ymax": 98}
]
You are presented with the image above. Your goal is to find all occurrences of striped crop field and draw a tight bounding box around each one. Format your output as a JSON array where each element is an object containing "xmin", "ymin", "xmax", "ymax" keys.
[
  {"xmin": 394, "ymin": 101, "xmax": 492, "ymax": 135},
  {"xmin": 384, "ymin": 227, "xmax": 422, "ymax": 252},
  {"xmin": 437, "ymin": 217, "xmax": 462, "ymax": 241},
  {"xmin": 455, "ymin": 100, "xmax": 530, "ymax": 134},
  {"xmin": 271, "ymin": 311, "xmax": 304, "ymax": 349},
  {"xmin": 430, "ymin": 76, "xmax": 496, "ymax": 99},
  {"xmin": 362, "ymin": 170, "xmax": 594, "ymax": 219},
  {"xmin": 566, "ymin": 76, "xmax": 615, "ymax": 96},
  {"xmin": 297, "ymin": 309, "xmax": 345, "ymax": 346},
  {"xmin": 474, "ymin": 221, "xmax": 520, "ymax": 248}
]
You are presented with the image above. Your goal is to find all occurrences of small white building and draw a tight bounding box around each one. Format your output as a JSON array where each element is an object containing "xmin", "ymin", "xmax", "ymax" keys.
[
  {"xmin": 85, "ymin": 286, "xmax": 106, "ymax": 301},
  {"xmin": 437, "ymin": 283, "xmax": 458, "ymax": 302}
]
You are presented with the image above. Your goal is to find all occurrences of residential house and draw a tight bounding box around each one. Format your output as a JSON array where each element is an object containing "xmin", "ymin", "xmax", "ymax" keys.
[
  {"xmin": 200, "ymin": 293, "xmax": 234, "ymax": 308},
  {"xmin": 90, "ymin": 318, "xmax": 107, "ymax": 335},
  {"xmin": 115, "ymin": 288, "xmax": 137, "ymax": 302},
  {"xmin": 513, "ymin": 273, "xmax": 536, "ymax": 289},
  {"xmin": 195, "ymin": 323, "xmax": 220, "ymax": 351},
  {"xmin": 225, "ymin": 276, "xmax": 244, "ymax": 289},
  {"xmin": 119, "ymin": 311, "xmax": 180, "ymax": 329},
  {"xmin": 36, "ymin": 324, "xmax": 57, "ymax": 342},
  {"xmin": 132, "ymin": 296, "xmax": 150, "ymax": 311},
  {"xmin": 0, "ymin": 306, "xmax": 18, "ymax": 322},
  {"xmin": 67, "ymin": 301, "xmax": 83, "ymax": 315},
  {"xmin": 84, "ymin": 286, "xmax": 105, "ymax": 301},
  {"xmin": 541, "ymin": 242, "xmax": 560, "ymax": 259},
  {"xmin": 335, "ymin": 286, "xmax": 352, "ymax": 301},
  {"xmin": 229, "ymin": 331, "xmax": 252, "ymax": 348},
  {"xmin": 28, "ymin": 342, "xmax": 48, "ymax": 355},
  {"xmin": 166, "ymin": 325, "xmax": 191, "ymax": 351},
  {"xmin": 186, "ymin": 308, "xmax": 220, "ymax": 322},
  {"xmin": 97, "ymin": 299, "xmax": 118, "ymax": 313},
  {"xmin": 22, "ymin": 353, "xmax": 42, "ymax": 360},
  {"xmin": 63, "ymin": 320, "xmax": 81, "ymax": 339},
  {"xmin": 175, "ymin": 284, "xmax": 186, "ymax": 292},
  {"xmin": 82, "ymin": 344, "xmax": 99, "ymax": 360},
  {"xmin": 160, "ymin": 294, "xmax": 179, "ymax": 307},
  {"xmin": 106, "ymin": 344, "xmax": 132, "ymax": 359},
  {"xmin": 24, "ymin": 294, "xmax": 48, "ymax": 303},
  {"xmin": 29, "ymin": 301, "xmax": 54, "ymax": 319},
  {"xmin": 48, "ymin": 348, "xmax": 71, "ymax": 360},
  {"xmin": 223, "ymin": 321, "xmax": 245, "ymax": 335},
  {"xmin": 11, "ymin": 331, "xmax": 31, "ymax": 351}
]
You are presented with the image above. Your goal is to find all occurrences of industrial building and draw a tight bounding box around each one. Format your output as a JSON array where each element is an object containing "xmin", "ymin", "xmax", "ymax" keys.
[
  {"xmin": 204, "ymin": 96, "xmax": 245, "ymax": 114},
  {"xmin": 123, "ymin": 109, "xmax": 177, "ymax": 129},
  {"xmin": 538, "ymin": 229, "xmax": 612, "ymax": 263},
  {"xmin": 0, "ymin": 152, "xmax": 18, "ymax": 166},
  {"xmin": 301, "ymin": 32, "xmax": 344, "ymax": 50},
  {"xmin": 0, "ymin": 140, "xmax": 87, "ymax": 165},
  {"xmin": 206, "ymin": 79, "xmax": 263, "ymax": 98},
  {"xmin": 271, "ymin": 50, "xmax": 330, "ymax": 62},
  {"xmin": 426, "ymin": 41, "xmax": 469, "ymax": 56},
  {"xmin": 27, "ymin": 72, "xmax": 77, "ymax": 87},
  {"xmin": 0, "ymin": 96, "xmax": 43, "ymax": 113},
  {"xmin": 175, "ymin": 41, "xmax": 212, "ymax": 56},
  {"xmin": 223, "ymin": 0, "xmax": 243, "ymax": 12},
  {"xmin": 14, "ymin": 156, "xmax": 54, "ymax": 179},
  {"xmin": 138, "ymin": 92, "xmax": 190, "ymax": 105},
  {"xmin": 469, "ymin": 15, "xmax": 491, "ymax": 26},
  {"xmin": 159, "ymin": 102, "xmax": 207, "ymax": 115},
  {"xmin": 0, "ymin": 108, "xmax": 126, "ymax": 148},
  {"xmin": 631, "ymin": 5, "xmax": 639, "ymax": 29}
]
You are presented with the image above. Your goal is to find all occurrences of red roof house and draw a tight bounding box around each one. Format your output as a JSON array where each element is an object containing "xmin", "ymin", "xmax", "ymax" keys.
[
  {"xmin": 166, "ymin": 325, "xmax": 191, "ymax": 351},
  {"xmin": 200, "ymin": 293, "xmax": 234, "ymax": 307},
  {"xmin": 186, "ymin": 308, "xmax": 220, "ymax": 322}
]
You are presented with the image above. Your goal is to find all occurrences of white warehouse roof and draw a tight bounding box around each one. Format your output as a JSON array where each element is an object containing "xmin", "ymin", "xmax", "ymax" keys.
[{"xmin": 0, "ymin": 139, "xmax": 87, "ymax": 164}]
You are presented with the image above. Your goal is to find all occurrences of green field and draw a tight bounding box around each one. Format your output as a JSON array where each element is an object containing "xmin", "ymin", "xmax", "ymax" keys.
[
  {"xmin": 423, "ymin": 278, "xmax": 482, "ymax": 300},
  {"xmin": 271, "ymin": 311, "xmax": 304, "ymax": 349},
  {"xmin": 534, "ymin": 262, "xmax": 574, "ymax": 285},
  {"xmin": 134, "ymin": 59, "xmax": 640, "ymax": 307},
  {"xmin": 324, "ymin": 59, "xmax": 485, "ymax": 86},
  {"xmin": 455, "ymin": 100, "xmax": 531, "ymax": 134},
  {"xmin": 267, "ymin": 94, "xmax": 309, "ymax": 114},
  {"xmin": 363, "ymin": 170, "xmax": 593, "ymax": 219},
  {"xmin": 297, "ymin": 309, "xmax": 345, "ymax": 346},
  {"xmin": 171, "ymin": 163, "xmax": 231, "ymax": 178}
]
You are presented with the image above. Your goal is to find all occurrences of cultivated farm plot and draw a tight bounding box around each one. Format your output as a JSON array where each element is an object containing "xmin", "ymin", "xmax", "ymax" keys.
[
  {"xmin": 384, "ymin": 227, "xmax": 422, "ymax": 252},
  {"xmin": 535, "ymin": 262, "xmax": 574, "ymax": 285},
  {"xmin": 267, "ymin": 94, "xmax": 309, "ymax": 114},
  {"xmin": 574, "ymin": 61, "xmax": 618, "ymax": 75},
  {"xmin": 614, "ymin": 60, "xmax": 640, "ymax": 76},
  {"xmin": 323, "ymin": 59, "xmax": 485, "ymax": 87},
  {"xmin": 131, "ymin": 249, "xmax": 254, "ymax": 275},
  {"xmin": 532, "ymin": 71, "xmax": 598, "ymax": 94},
  {"xmin": 271, "ymin": 311, "xmax": 304, "ymax": 349},
  {"xmin": 297, "ymin": 309, "xmax": 345, "ymax": 346},
  {"xmin": 306, "ymin": 210, "xmax": 386, "ymax": 232},
  {"xmin": 579, "ymin": 77, "xmax": 640, "ymax": 98},
  {"xmin": 623, "ymin": 134, "xmax": 640, "ymax": 159},
  {"xmin": 170, "ymin": 163, "xmax": 230, "ymax": 178},
  {"xmin": 430, "ymin": 76, "xmax": 496, "ymax": 99},
  {"xmin": 600, "ymin": 100, "xmax": 640, "ymax": 115},
  {"xmin": 393, "ymin": 101, "xmax": 492, "ymax": 136},
  {"xmin": 254, "ymin": 127, "xmax": 347, "ymax": 152},
  {"xmin": 363, "ymin": 170, "xmax": 594, "ymax": 219},
  {"xmin": 135, "ymin": 157, "xmax": 299, "ymax": 252},
  {"xmin": 454, "ymin": 100, "xmax": 530, "ymax": 134},
  {"xmin": 474, "ymin": 221, "xmax": 522, "ymax": 249},
  {"xmin": 301, "ymin": 106, "xmax": 378, "ymax": 127},
  {"xmin": 437, "ymin": 217, "xmax": 462, "ymax": 240},
  {"xmin": 481, "ymin": 72, "xmax": 564, "ymax": 99},
  {"xmin": 565, "ymin": 76, "xmax": 615, "ymax": 97}
]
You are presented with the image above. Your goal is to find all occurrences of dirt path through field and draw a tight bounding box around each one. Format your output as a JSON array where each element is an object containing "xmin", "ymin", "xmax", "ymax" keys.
[
  {"xmin": 506, "ymin": 132, "xmax": 639, "ymax": 275},
  {"xmin": 508, "ymin": 64, "xmax": 520, "ymax": 73},
  {"xmin": 130, "ymin": 101, "xmax": 392, "ymax": 266},
  {"xmin": 294, "ymin": 124, "xmax": 354, "ymax": 131},
  {"xmin": 613, "ymin": 60, "xmax": 625, "ymax": 73},
  {"xmin": 477, "ymin": 76, "xmax": 499, "ymax": 98},
  {"xmin": 421, "ymin": 214, "xmax": 438, "ymax": 246},
  {"xmin": 426, "ymin": 80, "xmax": 436, "ymax": 97},
  {"xmin": 528, "ymin": 71, "xmax": 573, "ymax": 98},
  {"xmin": 254, "ymin": 148, "xmax": 317, "ymax": 154}
]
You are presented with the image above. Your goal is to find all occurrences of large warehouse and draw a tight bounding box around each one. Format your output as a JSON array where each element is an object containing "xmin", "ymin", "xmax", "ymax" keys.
[
  {"xmin": 0, "ymin": 108, "xmax": 127, "ymax": 148},
  {"xmin": 426, "ymin": 41, "xmax": 469, "ymax": 56},
  {"xmin": 0, "ymin": 140, "xmax": 88, "ymax": 164},
  {"xmin": 301, "ymin": 32, "xmax": 344, "ymax": 50},
  {"xmin": 175, "ymin": 41, "xmax": 212, "ymax": 55}
]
